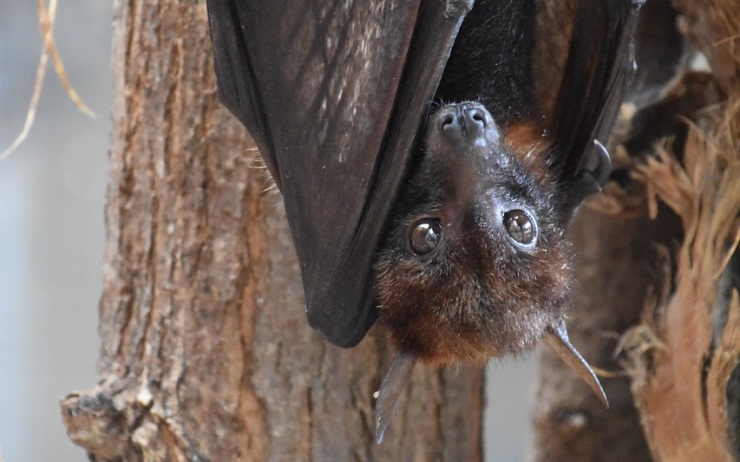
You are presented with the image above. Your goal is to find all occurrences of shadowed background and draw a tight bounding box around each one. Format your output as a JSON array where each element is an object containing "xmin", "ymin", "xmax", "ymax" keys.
[{"xmin": 0, "ymin": 2, "xmax": 535, "ymax": 460}]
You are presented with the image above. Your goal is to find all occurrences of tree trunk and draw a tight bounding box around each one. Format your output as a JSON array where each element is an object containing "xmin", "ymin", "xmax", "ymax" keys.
[
  {"xmin": 624, "ymin": 0, "xmax": 740, "ymax": 455},
  {"xmin": 59, "ymin": 0, "xmax": 483, "ymax": 460},
  {"xmin": 532, "ymin": 1, "xmax": 740, "ymax": 460}
]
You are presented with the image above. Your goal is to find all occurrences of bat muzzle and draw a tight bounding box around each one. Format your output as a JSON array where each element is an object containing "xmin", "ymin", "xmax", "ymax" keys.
[{"xmin": 435, "ymin": 102, "xmax": 496, "ymax": 148}]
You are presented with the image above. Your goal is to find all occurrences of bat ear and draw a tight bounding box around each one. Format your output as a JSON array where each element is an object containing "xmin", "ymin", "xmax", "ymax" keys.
[
  {"xmin": 544, "ymin": 318, "xmax": 609, "ymax": 407},
  {"xmin": 563, "ymin": 140, "xmax": 612, "ymax": 210},
  {"xmin": 374, "ymin": 352, "xmax": 417, "ymax": 444}
]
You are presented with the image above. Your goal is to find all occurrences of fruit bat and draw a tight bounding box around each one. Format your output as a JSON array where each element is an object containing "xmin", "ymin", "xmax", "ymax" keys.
[{"xmin": 206, "ymin": 0, "xmax": 643, "ymax": 443}]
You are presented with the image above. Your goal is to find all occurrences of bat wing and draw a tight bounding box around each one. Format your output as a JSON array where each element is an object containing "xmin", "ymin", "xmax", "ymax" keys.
[
  {"xmin": 547, "ymin": 0, "xmax": 644, "ymax": 202},
  {"xmin": 206, "ymin": 0, "xmax": 473, "ymax": 346}
]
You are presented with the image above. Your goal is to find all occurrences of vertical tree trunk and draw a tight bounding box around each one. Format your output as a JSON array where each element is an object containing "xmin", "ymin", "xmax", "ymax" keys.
[
  {"xmin": 532, "ymin": 1, "xmax": 740, "ymax": 460},
  {"xmin": 624, "ymin": 1, "xmax": 740, "ymax": 456},
  {"xmin": 60, "ymin": 0, "xmax": 483, "ymax": 460}
]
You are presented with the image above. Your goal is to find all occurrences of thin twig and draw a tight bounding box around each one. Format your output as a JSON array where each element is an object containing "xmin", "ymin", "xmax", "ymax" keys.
[
  {"xmin": 39, "ymin": 0, "xmax": 95, "ymax": 118},
  {"xmin": 1, "ymin": 0, "xmax": 95, "ymax": 161}
]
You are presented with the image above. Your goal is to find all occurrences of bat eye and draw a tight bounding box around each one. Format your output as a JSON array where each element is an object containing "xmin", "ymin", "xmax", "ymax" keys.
[
  {"xmin": 503, "ymin": 210, "xmax": 536, "ymax": 246},
  {"xmin": 409, "ymin": 219, "xmax": 442, "ymax": 255}
]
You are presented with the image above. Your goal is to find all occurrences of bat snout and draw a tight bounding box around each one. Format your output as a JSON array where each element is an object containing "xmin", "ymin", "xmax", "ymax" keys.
[{"xmin": 435, "ymin": 103, "xmax": 494, "ymax": 147}]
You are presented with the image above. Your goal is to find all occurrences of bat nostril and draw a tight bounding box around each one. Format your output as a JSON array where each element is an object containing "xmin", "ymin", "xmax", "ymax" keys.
[
  {"xmin": 462, "ymin": 106, "xmax": 486, "ymax": 139},
  {"xmin": 467, "ymin": 108, "xmax": 487, "ymax": 128},
  {"xmin": 437, "ymin": 112, "xmax": 456, "ymax": 133}
]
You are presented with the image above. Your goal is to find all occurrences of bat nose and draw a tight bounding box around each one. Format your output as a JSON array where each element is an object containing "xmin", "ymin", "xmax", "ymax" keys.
[{"xmin": 436, "ymin": 105, "xmax": 488, "ymax": 144}]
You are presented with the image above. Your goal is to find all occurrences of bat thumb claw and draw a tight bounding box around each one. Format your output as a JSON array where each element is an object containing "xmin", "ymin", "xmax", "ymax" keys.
[
  {"xmin": 374, "ymin": 352, "xmax": 417, "ymax": 443},
  {"xmin": 545, "ymin": 319, "xmax": 609, "ymax": 408},
  {"xmin": 564, "ymin": 139, "xmax": 613, "ymax": 211},
  {"xmin": 591, "ymin": 139, "xmax": 612, "ymax": 186}
]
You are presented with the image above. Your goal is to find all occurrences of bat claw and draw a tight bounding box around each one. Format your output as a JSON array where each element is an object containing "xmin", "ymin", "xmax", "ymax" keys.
[
  {"xmin": 545, "ymin": 319, "xmax": 609, "ymax": 408},
  {"xmin": 591, "ymin": 140, "xmax": 612, "ymax": 186},
  {"xmin": 564, "ymin": 140, "xmax": 612, "ymax": 210},
  {"xmin": 375, "ymin": 352, "xmax": 417, "ymax": 443}
]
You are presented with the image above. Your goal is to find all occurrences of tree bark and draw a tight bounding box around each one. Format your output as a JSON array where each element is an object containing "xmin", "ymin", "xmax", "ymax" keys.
[
  {"xmin": 60, "ymin": 0, "xmax": 483, "ymax": 460},
  {"xmin": 532, "ymin": 1, "xmax": 740, "ymax": 460},
  {"xmin": 626, "ymin": 1, "xmax": 740, "ymax": 459}
]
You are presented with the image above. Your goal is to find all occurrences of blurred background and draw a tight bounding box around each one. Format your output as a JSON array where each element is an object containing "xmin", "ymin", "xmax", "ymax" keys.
[{"xmin": 0, "ymin": 2, "xmax": 535, "ymax": 460}]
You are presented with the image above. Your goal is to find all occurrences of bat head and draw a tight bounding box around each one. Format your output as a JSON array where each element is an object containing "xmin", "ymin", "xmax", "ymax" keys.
[
  {"xmin": 373, "ymin": 102, "xmax": 607, "ymax": 442},
  {"xmin": 375, "ymin": 102, "xmax": 571, "ymax": 363}
]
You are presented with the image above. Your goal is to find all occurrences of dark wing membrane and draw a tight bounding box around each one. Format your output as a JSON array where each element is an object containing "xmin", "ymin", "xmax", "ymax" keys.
[
  {"xmin": 207, "ymin": 1, "xmax": 276, "ymax": 177},
  {"xmin": 547, "ymin": 0, "xmax": 643, "ymax": 182},
  {"xmin": 207, "ymin": 0, "xmax": 473, "ymax": 346},
  {"xmin": 435, "ymin": 0, "xmax": 539, "ymax": 125}
]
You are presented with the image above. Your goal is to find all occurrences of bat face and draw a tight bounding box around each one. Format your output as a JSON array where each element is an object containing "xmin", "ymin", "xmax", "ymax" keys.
[
  {"xmin": 372, "ymin": 102, "xmax": 608, "ymax": 442},
  {"xmin": 375, "ymin": 102, "xmax": 572, "ymax": 364}
]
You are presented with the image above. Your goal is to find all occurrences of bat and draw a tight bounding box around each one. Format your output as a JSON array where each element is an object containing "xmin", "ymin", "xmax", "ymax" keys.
[{"xmin": 206, "ymin": 0, "xmax": 643, "ymax": 442}]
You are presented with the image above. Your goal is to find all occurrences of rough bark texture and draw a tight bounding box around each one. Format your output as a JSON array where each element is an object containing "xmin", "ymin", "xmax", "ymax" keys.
[
  {"xmin": 533, "ymin": 1, "xmax": 740, "ymax": 460},
  {"xmin": 625, "ymin": 1, "xmax": 740, "ymax": 460},
  {"xmin": 672, "ymin": 0, "xmax": 739, "ymax": 95},
  {"xmin": 622, "ymin": 0, "xmax": 740, "ymax": 453},
  {"xmin": 59, "ymin": 0, "xmax": 483, "ymax": 460},
  {"xmin": 626, "ymin": 106, "xmax": 739, "ymax": 461}
]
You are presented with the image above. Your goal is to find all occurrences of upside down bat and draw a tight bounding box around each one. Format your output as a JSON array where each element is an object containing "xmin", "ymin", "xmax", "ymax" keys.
[{"xmin": 206, "ymin": 0, "xmax": 643, "ymax": 442}]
